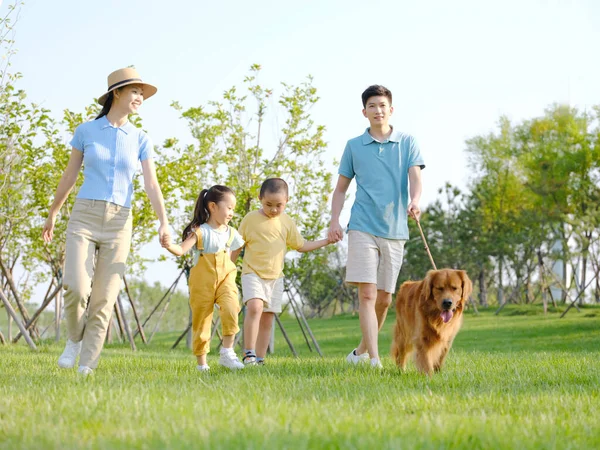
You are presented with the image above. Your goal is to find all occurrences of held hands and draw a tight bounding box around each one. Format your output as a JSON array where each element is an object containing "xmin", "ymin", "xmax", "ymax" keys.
[
  {"xmin": 328, "ymin": 221, "xmax": 343, "ymax": 244},
  {"xmin": 42, "ymin": 213, "xmax": 57, "ymax": 243},
  {"xmin": 158, "ymin": 223, "xmax": 171, "ymax": 248},
  {"xmin": 408, "ymin": 202, "xmax": 421, "ymax": 221}
]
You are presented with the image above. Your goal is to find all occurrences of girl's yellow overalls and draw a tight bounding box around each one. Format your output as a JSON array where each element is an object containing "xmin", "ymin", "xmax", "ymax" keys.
[{"xmin": 188, "ymin": 227, "xmax": 240, "ymax": 356}]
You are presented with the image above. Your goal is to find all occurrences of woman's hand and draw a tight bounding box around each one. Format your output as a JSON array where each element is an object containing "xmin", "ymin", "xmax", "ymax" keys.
[
  {"xmin": 42, "ymin": 213, "xmax": 57, "ymax": 243},
  {"xmin": 158, "ymin": 223, "xmax": 171, "ymax": 248}
]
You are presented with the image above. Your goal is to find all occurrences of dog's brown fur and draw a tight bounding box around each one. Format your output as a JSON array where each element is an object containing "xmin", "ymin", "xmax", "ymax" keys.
[{"xmin": 391, "ymin": 269, "xmax": 472, "ymax": 375}]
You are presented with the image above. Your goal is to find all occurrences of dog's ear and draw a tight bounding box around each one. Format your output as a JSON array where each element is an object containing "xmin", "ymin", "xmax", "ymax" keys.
[
  {"xmin": 423, "ymin": 270, "xmax": 437, "ymax": 302},
  {"xmin": 458, "ymin": 270, "xmax": 473, "ymax": 303}
]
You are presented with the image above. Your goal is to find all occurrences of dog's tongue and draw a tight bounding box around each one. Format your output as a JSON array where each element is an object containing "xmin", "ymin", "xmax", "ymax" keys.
[{"xmin": 441, "ymin": 310, "xmax": 453, "ymax": 323}]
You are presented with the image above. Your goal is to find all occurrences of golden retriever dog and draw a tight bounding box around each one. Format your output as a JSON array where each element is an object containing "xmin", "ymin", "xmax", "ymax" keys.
[{"xmin": 391, "ymin": 269, "xmax": 472, "ymax": 375}]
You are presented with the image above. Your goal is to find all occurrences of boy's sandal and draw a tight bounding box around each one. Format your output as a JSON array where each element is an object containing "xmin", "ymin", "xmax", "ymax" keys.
[{"xmin": 242, "ymin": 355, "xmax": 256, "ymax": 364}]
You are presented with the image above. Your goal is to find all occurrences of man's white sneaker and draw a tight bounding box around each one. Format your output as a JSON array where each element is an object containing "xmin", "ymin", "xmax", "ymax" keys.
[
  {"xmin": 346, "ymin": 348, "xmax": 370, "ymax": 365},
  {"xmin": 58, "ymin": 339, "xmax": 82, "ymax": 369},
  {"xmin": 370, "ymin": 358, "xmax": 383, "ymax": 369},
  {"xmin": 77, "ymin": 366, "xmax": 94, "ymax": 376},
  {"xmin": 219, "ymin": 350, "xmax": 245, "ymax": 370},
  {"xmin": 197, "ymin": 364, "xmax": 210, "ymax": 372}
]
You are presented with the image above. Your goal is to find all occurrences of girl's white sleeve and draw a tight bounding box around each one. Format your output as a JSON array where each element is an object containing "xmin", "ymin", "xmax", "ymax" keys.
[{"xmin": 231, "ymin": 229, "xmax": 245, "ymax": 251}]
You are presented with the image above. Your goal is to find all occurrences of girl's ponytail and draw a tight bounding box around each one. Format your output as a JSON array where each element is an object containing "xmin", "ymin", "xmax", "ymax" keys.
[
  {"xmin": 181, "ymin": 185, "xmax": 234, "ymax": 241},
  {"xmin": 182, "ymin": 189, "xmax": 209, "ymax": 240}
]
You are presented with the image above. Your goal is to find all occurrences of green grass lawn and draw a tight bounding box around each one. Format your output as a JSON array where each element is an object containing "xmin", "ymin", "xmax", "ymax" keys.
[{"xmin": 1, "ymin": 305, "xmax": 599, "ymax": 449}]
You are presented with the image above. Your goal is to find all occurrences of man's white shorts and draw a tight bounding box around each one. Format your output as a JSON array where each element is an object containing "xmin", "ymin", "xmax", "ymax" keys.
[
  {"xmin": 241, "ymin": 273, "xmax": 285, "ymax": 313},
  {"xmin": 345, "ymin": 230, "xmax": 406, "ymax": 293}
]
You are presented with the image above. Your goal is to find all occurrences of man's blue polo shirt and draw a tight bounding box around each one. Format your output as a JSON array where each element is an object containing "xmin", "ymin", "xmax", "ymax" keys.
[
  {"xmin": 70, "ymin": 115, "xmax": 154, "ymax": 208},
  {"xmin": 338, "ymin": 127, "xmax": 425, "ymax": 240}
]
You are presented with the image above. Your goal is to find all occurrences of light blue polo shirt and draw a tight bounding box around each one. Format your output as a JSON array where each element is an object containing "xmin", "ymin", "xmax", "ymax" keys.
[
  {"xmin": 338, "ymin": 127, "xmax": 425, "ymax": 240},
  {"xmin": 70, "ymin": 115, "xmax": 154, "ymax": 208}
]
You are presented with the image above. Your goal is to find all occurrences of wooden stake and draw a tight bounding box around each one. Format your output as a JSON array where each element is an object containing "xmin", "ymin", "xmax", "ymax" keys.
[
  {"xmin": 55, "ymin": 289, "xmax": 62, "ymax": 342},
  {"xmin": 117, "ymin": 295, "xmax": 136, "ymax": 351},
  {"xmin": 135, "ymin": 269, "xmax": 185, "ymax": 337},
  {"xmin": 113, "ymin": 302, "xmax": 126, "ymax": 340},
  {"xmin": 148, "ymin": 289, "xmax": 174, "ymax": 343},
  {"xmin": 172, "ymin": 321, "xmax": 192, "ymax": 349},
  {"xmin": 123, "ymin": 276, "xmax": 147, "ymax": 344},
  {"xmin": 0, "ymin": 258, "xmax": 36, "ymax": 337},
  {"xmin": 106, "ymin": 319, "xmax": 113, "ymax": 344},
  {"xmin": 7, "ymin": 309, "xmax": 11, "ymax": 341},
  {"xmin": 0, "ymin": 287, "xmax": 36, "ymax": 350},
  {"xmin": 274, "ymin": 314, "xmax": 297, "ymax": 357},
  {"xmin": 289, "ymin": 280, "xmax": 323, "ymax": 356},
  {"xmin": 12, "ymin": 282, "xmax": 61, "ymax": 343}
]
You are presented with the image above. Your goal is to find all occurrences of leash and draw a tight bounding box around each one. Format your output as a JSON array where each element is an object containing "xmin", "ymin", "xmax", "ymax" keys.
[{"xmin": 414, "ymin": 218, "xmax": 437, "ymax": 270}]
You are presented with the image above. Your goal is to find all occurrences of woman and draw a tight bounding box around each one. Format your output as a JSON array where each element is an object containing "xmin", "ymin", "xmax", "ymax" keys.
[{"xmin": 42, "ymin": 67, "xmax": 170, "ymax": 375}]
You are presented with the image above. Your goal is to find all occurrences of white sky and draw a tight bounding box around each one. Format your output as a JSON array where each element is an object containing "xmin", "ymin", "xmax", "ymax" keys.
[{"xmin": 4, "ymin": 0, "xmax": 600, "ymax": 297}]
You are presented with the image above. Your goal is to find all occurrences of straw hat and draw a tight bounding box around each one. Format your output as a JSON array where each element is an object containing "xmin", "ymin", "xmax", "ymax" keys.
[{"xmin": 97, "ymin": 67, "xmax": 157, "ymax": 106}]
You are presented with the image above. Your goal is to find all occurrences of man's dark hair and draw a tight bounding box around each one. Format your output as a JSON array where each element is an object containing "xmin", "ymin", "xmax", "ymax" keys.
[
  {"xmin": 361, "ymin": 85, "xmax": 392, "ymax": 108},
  {"xmin": 260, "ymin": 178, "xmax": 288, "ymax": 198}
]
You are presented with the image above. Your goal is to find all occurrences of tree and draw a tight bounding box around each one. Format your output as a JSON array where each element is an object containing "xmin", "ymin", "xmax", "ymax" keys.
[
  {"xmin": 465, "ymin": 117, "xmax": 535, "ymax": 305},
  {"xmin": 516, "ymin": 105, "xmax": 600, "ymax": 305},
  {"xmin": 166, "ymin": 65, "xmax": 334, "ymax": 298}
]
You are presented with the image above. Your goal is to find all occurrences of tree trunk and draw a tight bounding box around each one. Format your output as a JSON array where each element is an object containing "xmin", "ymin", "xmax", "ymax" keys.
[
  {"xmin": 561, "ymin": 235, "xmax": 568, "ymax": 303},
  {"xmin": 497, "ymin": 258, "xmax": 505, "ymax": 306},
  {"xmin": 478, "ymin": 266, "xmax": 488, "ymax": 307},
  {"xmin": 579, "ymin": 255, "xmax": 587, "ymax": 306},
  {"xmin": 538, "ymin": 252, "xmax": 547, "ymax": 315},
  {"xmin": 525, "ymin": 271, "xmax": 534, "ymax": 304}
]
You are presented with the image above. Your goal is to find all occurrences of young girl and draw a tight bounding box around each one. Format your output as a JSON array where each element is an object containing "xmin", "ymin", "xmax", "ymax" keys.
[{"xmin": 166, "ymin": 185, "xmax": 245, "ymax": 371}]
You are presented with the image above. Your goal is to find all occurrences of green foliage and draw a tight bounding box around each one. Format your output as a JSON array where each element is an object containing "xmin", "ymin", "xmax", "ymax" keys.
[
  {"xmin": 167, "ymin": 65, "xmax": 333, "ymax": 290},
  {"xmin": 410, "ymin": 105, "xmax": 600, "ymax": 306}
]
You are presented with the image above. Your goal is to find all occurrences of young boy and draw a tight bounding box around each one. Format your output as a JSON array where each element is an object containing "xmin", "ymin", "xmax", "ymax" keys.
[
  {"xmin": 329, "ymin": 85, "xmax": 425, "ymax": 368},
  {"xmin": 233, "ymin": 178, "xmax": 336, "ymax": 365}
]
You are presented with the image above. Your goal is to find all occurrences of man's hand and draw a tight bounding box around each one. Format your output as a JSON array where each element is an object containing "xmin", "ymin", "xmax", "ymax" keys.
[
  {"xmin": 407, "ymin": 202, "xmax": 421, "ymax": 221},
  {"xmin": 328, "ymin": 221, "xmax": 344, "ymax": 243}
]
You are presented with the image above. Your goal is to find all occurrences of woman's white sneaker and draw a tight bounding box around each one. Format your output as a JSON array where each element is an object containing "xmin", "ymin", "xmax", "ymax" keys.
[
  {"xmin": 57, "ymin": 340, "xmax": 82, "ymax": 368},
  {"xmin": 77, "ymin": 366, "xmax": 94, "ymax": 376},
  {"xmin": 197, "ymin": 364, "xmax": 210, "ymax": 372}
]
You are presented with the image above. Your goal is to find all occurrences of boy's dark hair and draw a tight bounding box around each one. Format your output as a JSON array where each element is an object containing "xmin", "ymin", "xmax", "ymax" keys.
[
  {"xmin": 182, "ymin": 185, "xmax": 234, "ymax": 240},
  {"xmin": 259, "ymin": 178, "xmax": 288, "ymax": 198},
  {"xmin": 361, "ymin": 85, "xmax": 392, "ymax": 108}
]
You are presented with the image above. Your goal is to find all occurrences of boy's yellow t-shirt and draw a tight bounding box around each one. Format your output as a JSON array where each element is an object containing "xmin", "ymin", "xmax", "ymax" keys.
[{"xmin": 238, "ymin": 210, "xmax": 305, "ymax": 280}]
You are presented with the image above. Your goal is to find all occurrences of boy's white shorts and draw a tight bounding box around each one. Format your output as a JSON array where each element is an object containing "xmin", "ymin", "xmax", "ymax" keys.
[{"xmin": 242, "ymin": 273, "xmax": 285, "ymax": 313}]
